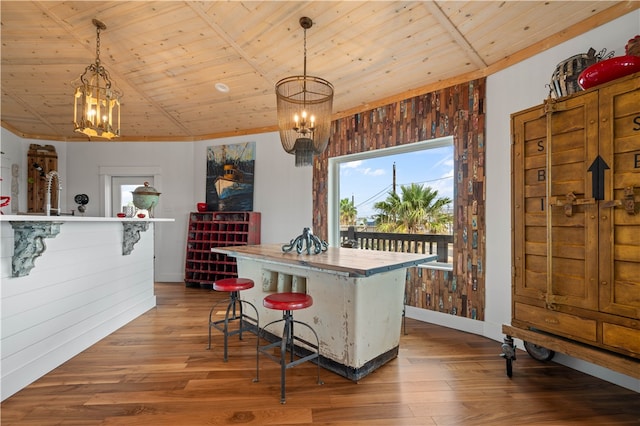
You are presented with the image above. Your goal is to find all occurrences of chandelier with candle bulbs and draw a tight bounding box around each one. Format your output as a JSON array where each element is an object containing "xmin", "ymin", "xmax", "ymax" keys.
[
  {"xmin": 73, "ymin": 19, "xmax": 122, "ymax": 140},
  {"xmin": 276, "ymin": 17, "xmax": 334, "ymax": 167}
]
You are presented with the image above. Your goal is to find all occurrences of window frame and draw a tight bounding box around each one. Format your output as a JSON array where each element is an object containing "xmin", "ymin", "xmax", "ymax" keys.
[{"xmin": 327, "ymin": 136, "xmax": 454, "ymax": 246}]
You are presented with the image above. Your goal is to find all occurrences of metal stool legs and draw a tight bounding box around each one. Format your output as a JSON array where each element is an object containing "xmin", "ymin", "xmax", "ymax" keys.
[
  {"xmin": 207, "ymin": 290, "xmax": 259, "ymax": 362},
  {"xmin": 256, "ymin": 310, "xmax": 323, "ymax": 404}
]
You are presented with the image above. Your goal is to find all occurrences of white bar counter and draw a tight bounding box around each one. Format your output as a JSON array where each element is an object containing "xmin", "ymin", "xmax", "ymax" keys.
[
  {"xmin": 213, "ymin": 243, "xmax": 436, "ymax": 381},
  {"xmin": 0, "ymin": 214, "xmax": 174, "ymax": 224},
  {"xmin": 0, "ymin": 215, "xmax": 174, "ymax": 400}
]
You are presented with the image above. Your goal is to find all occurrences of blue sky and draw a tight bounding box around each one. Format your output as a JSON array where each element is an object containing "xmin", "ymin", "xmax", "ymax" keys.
[{"xmin": 339, "ymin": 145, "xmax": 454, "ymax": 220}]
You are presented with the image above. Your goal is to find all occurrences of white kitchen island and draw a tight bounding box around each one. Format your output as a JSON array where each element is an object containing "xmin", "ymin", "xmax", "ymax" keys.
[
  {"xmin": 213, "ymin": 243, "xmax": 436, "ymax": 381},
  {"xmin": 0, "ymin": 215, "xmax": 173, "ymax": 400}
]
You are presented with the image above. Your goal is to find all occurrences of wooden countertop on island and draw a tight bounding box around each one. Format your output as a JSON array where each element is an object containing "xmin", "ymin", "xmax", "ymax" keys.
[{"xmin": 213, "ymin": 243, "xmax": 437, "ymax": 277}]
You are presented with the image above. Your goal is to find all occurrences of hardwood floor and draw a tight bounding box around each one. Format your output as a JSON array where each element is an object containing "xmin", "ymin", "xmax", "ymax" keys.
[{"xmin": 2, "ymin": 282, "xmax": 639, "ymax": 425}]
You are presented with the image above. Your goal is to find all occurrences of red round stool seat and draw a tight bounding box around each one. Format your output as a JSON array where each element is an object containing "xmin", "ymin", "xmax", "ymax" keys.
[
  {"xmin": 213, "ymin": 277, "xmax": 254, "ymax": 292},
  {"xmin": 263, "ymin": 292, "xmax": 312, "ymax": 311}
]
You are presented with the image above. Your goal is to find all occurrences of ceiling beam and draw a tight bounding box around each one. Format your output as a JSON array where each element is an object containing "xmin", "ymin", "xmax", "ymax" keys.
[
  {"xmin": 1, "ymin": 89, "xmax": 61, "ymax": 136},
  {"xmin": 423, "ymin": 1, "xmax": 487, "ymax": 69},
  {"xmin": 187, "ymin": 1, "xmax": 276, "ymax": 86}
]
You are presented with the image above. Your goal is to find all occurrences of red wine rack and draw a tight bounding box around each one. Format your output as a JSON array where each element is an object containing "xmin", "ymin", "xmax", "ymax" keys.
[{"xmin": 184, "ymin": 211, "xmax": 261, "ymax": 287}]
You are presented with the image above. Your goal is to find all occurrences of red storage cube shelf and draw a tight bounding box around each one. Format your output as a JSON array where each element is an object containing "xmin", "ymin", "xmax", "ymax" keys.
[{"xmin": 184, "ymin": 211, "xmax": 261, "ymax": 288}]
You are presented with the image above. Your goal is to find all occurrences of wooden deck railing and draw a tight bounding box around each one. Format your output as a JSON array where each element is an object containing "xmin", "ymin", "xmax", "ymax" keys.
[{"xmin": 339, "ymin": 226, "xmax": 453, "ymax": 263}]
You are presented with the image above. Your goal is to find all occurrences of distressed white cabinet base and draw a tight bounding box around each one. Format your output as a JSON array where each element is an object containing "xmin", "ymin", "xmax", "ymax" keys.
[{"xmin": 214, "ymin": 244, "xmax": 436, "ymax": 381}]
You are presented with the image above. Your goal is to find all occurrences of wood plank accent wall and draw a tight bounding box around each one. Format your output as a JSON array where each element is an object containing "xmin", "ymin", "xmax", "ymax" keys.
[{"xmin": 312, "ymin": 78, "xmax": 486, "ymax": 320}]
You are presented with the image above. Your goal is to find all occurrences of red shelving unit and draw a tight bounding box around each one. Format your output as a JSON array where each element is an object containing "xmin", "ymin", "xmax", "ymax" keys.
[{"xmin": 184, "ymin": 211, "xmax": 261, "ymax": 287}]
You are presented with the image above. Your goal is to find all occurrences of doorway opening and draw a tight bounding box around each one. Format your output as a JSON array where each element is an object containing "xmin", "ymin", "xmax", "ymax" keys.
[
  {"xmin": 98, "ymin": 166, "xmax": 162, "ymax": 217},
  {"xmin": 111, "ymin": 176, "xmax": 154, "ymax": 217}
]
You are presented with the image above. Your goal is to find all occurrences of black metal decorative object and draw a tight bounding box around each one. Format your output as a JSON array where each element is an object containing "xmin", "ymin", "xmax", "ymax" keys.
[
  {"xmin": 282, "ymin": 227, "xmax": 328, "ymax": 255},
  {"xmin": 74, "ymin": 193, "xmax": 89, "ymax": 213}
]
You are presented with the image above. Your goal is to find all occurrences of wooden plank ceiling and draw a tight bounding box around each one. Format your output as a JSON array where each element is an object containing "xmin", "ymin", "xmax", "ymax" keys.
[{"xmin": 1, "ymin": 1, "xmax": 637, "ymax": 141}]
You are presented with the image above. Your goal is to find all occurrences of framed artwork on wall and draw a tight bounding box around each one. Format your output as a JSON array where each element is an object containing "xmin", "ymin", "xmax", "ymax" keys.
[{"xmin": 206, "ymin": 141, "xmax": 256, "ymax": 211}]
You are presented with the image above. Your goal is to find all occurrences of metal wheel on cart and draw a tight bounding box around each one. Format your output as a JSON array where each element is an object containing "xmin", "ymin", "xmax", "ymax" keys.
[
  {"xmin": 524, "ymin": 341, "xmax": 555, "ymax": 362},
  {"xmin": 501, "ymin": 336, "xmax": 516, "ymax": 377}
]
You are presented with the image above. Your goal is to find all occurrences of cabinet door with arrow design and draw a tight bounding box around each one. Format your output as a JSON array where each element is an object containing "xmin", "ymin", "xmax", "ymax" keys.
[
  {"xmin": 511, "ymin": 72, "xmax": 640, "ymax": 359},
  {"xmin": 545, "ymin": 92, "xmax": 600, "ymax": 312},
  {"xmin": 597, "ymin": 76, "xmax": 640, "ymax": 326}
]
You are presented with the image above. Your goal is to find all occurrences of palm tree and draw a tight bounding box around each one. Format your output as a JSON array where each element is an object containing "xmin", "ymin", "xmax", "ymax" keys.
[
  {"xmin": 424, "ymin": 206, "xmax": 453, "ymax": 234},
  {"xmin": 340, "ymin": 198, "xmax": 358, "ymax": 226},
  {"xmin": 373, "ymin": 183, "xmax": 452, "ymax": 234},
  {"xmin": 373, "ymin": 191, "xmax": 402, "ymax": 232}
]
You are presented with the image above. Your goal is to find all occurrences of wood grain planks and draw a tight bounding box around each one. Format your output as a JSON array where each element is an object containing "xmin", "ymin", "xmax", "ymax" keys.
[{"xmin": 2, "ymin": 282, "xmax": 639, "ymax": 425}]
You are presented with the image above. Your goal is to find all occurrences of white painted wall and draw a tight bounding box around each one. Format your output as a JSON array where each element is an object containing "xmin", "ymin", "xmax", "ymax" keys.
[
  {"xmin": 1, "ymin": 10, "xmax": 637, "ymax": 392},
  {"xmin": 192, "ymin": 134, "xmax": 313, "ymax": 246},
  {"xmin": 1, "ymin": 131, "xmax": 313, "ymax": 281},
  {"xmin": 65, "ymin": 141, "xmax": 194, "ymax": 282}
]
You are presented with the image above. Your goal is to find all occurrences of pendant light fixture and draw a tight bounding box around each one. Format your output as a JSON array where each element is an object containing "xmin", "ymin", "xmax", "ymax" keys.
[
  {"xmin": 73, "ymin": 19, "xmax": 122, "ymax": 140},
  {"xmin": 276, "ymin": 17, "xmax": 334, "ymax": 167}
]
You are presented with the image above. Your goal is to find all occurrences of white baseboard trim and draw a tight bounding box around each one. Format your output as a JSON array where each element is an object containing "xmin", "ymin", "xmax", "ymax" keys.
[
  {"xmin": 405, "ymin": 305, "xmax": 484, "ymax": 335},
  {"xmin": 155, "ymin": 273, "xmax": 184, "ymax": 283}
]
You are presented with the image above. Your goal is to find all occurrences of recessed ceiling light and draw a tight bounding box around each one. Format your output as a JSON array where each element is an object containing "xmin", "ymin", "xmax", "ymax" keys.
[{"xmin": 215, "ymin": 82, "xmax": 230, "ymax": 93}]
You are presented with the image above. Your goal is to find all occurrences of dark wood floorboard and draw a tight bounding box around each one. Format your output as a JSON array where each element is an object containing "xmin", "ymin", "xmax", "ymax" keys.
[{"xmin": 2, "ymin": 282, "xmax": 639, "ymax": 425}]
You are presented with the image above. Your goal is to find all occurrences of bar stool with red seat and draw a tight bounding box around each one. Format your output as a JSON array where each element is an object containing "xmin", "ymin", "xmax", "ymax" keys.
[
  {"xmin": 256, "ymin": 292, "xmax": 322, "ymax": 404},
  {"xmin": 207, "ymin": 277, "xmax": 259, "ymax": 363}
]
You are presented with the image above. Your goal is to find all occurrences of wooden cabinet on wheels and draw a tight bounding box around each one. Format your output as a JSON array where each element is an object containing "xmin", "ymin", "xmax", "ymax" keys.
[
  {"xmin": 184, "ymin": 211, "xmax": 261, "ymax": 288},
  {"xmin": 503, "ymin": 72, "xmax": 640, "ymax": 378}
]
